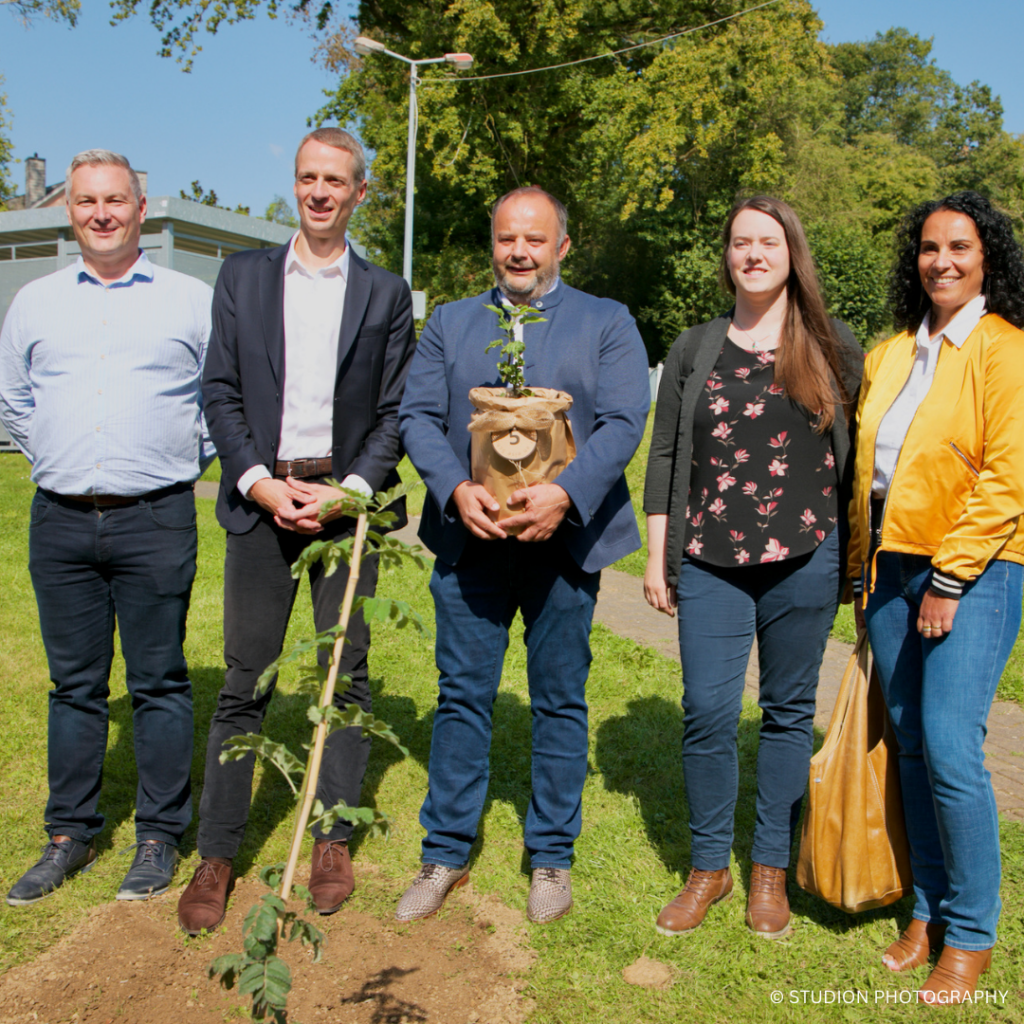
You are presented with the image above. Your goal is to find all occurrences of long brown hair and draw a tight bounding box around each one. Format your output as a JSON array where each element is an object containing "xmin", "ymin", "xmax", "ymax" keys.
[{"xmin": 720, "ymin": 195, "xmax": 851, "ymax": 429}]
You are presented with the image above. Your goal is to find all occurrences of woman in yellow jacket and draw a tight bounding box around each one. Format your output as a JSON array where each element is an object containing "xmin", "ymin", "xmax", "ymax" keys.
[{"xmin": 849, "ymin": 191, "xmax": 1024, "ymax": 1003}]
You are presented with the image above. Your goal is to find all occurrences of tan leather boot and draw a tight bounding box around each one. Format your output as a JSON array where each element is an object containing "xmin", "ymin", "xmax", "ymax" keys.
[
  {"xmin": 745, "ymin": 862, "xmax": 790, "ymax": 939},
  {"xmin": 177, "ymin": 857, "xmax": 233, "ymax": 935},
  {"xmin": 883, "ymin": 919, "xmax": 946, "ymax": 972},
  {"xmin": 655, "ymin": 868, "xmax": 733, "ymax": 936},
  {"xmin": 918, "ymin": 946, "xmax": 992, "ymax": 1005},
  {"xmin": 308, "ymin": 839, "xmax": 355, "ymax": 914}
]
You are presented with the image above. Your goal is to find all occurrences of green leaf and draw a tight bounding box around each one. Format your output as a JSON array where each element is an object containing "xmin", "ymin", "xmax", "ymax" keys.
[
  {"xmin": 256, "ymin": 624, "xmax": 350, "ymax": 695},
  {"xmin": 289, "ymin": 537, "xmax": 351, "ymax": 579},
  {"xmin": 259, "ymin": 863, "xmax": 286, "ymax": 890},
  {"xmin": 219, "ymin": 735, "xmax": 303, "ymax": 794},
  {"xmin": 353, "ymin": 595, "xmax": 428, "ymax": 635},
  {"xmin": 305, "ymin": 701, "xmax": 409, "ymax": 753},
  {"xmin": 208, "ymin": 952, "xmax": 246, "ymax": 989},
  {"xmin": 313, "ymin": 801, "xmax": 393, "ymax": 838},
  {"xmin": 249, "ymin": 901, "xmax": 280, "ymax": 944}
]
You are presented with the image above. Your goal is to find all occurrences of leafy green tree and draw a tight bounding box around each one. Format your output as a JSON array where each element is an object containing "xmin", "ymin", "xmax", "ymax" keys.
[
  {"xmin": 316, "ymin": 0, "xmax": 843, "ymax": 358},
  {"xmin": 0, "ymin": 80, "xmax": 14, "ymax": 210},
  {"xmin": 110, "ymin": 0, "xmax": 334, "ymax": 69},
  {"xmin": 2, "ymin": 0, "xmax": 79, "ymax": 26},
  {"xmin": 180, "ymin": 179, "xmax": 251, "ymax": 215},
  {"xmin": 805, "ymin": 221, "xmax": 891, "ymax": 345},
  {"xmin": 830, "ymin": 28, "xmax": 953, "ymax": 149},
  {"xmin": 264, "ymin": 194, "xmax": 298, "ymax": 227}
]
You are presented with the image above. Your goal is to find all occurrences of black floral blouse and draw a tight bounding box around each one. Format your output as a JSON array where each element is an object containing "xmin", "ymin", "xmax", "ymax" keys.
[{"xmin": 686, "ymin": 339, "xmax": 838, "ymax": 567}]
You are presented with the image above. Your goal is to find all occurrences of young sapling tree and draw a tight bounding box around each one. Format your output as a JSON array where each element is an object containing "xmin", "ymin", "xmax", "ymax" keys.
[
  {"xmin": 484, "ymin": 302, "xmax": 547, "ymax": 396},
  {"xmin": 208, "ymin": 480, "xmax": 428, "ymax": 1024}
]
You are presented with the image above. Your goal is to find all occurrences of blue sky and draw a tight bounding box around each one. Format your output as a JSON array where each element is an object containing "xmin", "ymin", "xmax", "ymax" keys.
[{"xmin": 1, "ymin": 1, "xmax": 1022, "ymax": 215}]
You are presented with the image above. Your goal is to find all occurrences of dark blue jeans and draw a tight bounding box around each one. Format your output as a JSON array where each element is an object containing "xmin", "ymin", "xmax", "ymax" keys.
[
  {"xmin": 420, "ymin": 536, "xmax": 600, "ymax": 869},
  {"xmin": 675, "ymin": 530, "xmax": 839, "ymax": 870},
  {"xmin": 28, "ymin": 487, "xmax": 197, "ymax": 845},
  {"xmin": 865, "ymin": 552, "xmax": 1022, "ymax": 950}
]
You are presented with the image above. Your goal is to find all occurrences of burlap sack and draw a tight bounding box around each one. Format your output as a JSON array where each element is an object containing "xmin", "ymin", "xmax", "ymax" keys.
[{"xmin": 467, "ymin": 387, "xmax": 576, "ymax": 534}]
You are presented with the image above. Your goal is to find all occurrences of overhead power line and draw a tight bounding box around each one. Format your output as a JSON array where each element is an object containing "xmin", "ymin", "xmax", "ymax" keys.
[{"xmin": 420, "ymin": 0, "xmax": 783, "ymax": 85}]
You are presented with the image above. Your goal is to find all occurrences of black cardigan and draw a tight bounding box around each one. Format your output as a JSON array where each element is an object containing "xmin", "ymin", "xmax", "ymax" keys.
[{"xmin": 643, "ymin": 315, "xmax": 864, "ymax": 588}]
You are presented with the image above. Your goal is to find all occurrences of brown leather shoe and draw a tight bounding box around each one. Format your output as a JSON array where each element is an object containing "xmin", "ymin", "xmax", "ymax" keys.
[
  {"xmin": 883, "ymin": 919, "xmax": 946, "ymax": 972},
  {"xmin": 745, "ymin": 862, "xmax": 791, "ymax": 939},
  {"xmin": 655, "ymin": 868, "xmax": 733, "ymax": 936},
  {"xmin": 307, "ymin": 839, "xmax": 354, "ymax": 915},
  {"xmin": 177, "ymin": 857, "xmax": 233, "ymax": 935},
  {"xmin": 919, "ymin": 946, "xmax": 992, "ymax": 1005}
]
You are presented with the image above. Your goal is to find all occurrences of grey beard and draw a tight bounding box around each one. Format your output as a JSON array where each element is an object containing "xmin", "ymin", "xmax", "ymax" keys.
[{"xmin": 493, "ymin": 260, "xmax": 559, "ymax": 304}]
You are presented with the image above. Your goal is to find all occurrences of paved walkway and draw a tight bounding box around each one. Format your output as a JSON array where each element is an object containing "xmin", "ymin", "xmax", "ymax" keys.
[{"xmin": 194, "ymin": 485, "xmax": 1024, "ymax": 821}]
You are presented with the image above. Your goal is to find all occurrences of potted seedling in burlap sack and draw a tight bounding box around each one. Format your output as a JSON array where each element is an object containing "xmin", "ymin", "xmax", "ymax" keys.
[{"xmin": 468, "ymin": 303, "xmax": 576, "ymax": 533}]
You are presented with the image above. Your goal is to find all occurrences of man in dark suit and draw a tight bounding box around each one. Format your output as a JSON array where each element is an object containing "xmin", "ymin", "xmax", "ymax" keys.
[
  {"xmin": 396, "ymin": 187, "xmax": 650, "ymax": 924},
  {"xmin": 177, "ymin": 128, "xmax": 415, "ymax": 934}
]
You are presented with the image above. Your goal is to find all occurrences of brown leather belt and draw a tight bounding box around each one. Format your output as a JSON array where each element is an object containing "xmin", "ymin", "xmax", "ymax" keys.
[
  {"xmin": 45, "ymin": 481, "xmax": 192, "ymax": 510},
  {"xmin": 274, "ymin": 458, "xmax": 333, "ymax": 479}
]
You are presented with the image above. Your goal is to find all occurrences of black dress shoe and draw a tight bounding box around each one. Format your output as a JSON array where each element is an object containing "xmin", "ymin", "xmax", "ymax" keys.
[
  {"xmin": 116, "ymin": 840, "xmax": 178, "ymax": 901},
  {"xmin": 6, "ymin": 835, "xmax": 96, "ymax": 906}
]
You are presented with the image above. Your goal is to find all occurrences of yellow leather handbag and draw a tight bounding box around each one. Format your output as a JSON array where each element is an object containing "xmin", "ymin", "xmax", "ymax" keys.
[{"xmin": 796, "ymin": 630, "xmax": 913, "ymax": 913}]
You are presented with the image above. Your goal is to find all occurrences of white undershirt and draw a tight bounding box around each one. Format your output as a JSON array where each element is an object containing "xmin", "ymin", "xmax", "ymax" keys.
[
  {"xmin": 238, "ymin": 236, "xmax": 370, "ymax": 499},
  {"xmin": 871, "ymin": 294, "xmax": 986, "ymax": 497}
]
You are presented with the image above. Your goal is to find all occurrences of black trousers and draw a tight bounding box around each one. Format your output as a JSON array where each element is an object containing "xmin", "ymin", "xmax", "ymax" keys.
[{"xmin": 197, "ymin": 513, "xmax": 377, "ymax": 858}]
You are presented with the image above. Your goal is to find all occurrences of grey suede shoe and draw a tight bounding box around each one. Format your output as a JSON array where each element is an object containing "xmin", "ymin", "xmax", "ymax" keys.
[
  {"xmin": 395, "ymin": 863, "xmax": 469, "ymax": 921},
  {"xmin": 527, "ymin": 867, "xmax": 572, "ymax": 923}
]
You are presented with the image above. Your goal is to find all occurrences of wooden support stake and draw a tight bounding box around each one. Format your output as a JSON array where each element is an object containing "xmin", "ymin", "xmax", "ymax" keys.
[{"xmin": 280, "ymin": 511, "xmax": 368, "ymax": 902}]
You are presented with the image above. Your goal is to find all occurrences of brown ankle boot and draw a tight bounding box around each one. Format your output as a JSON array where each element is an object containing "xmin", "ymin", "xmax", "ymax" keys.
[
  {"xmin": 919, "ymin": 946, "xmax": 992, "ymax": 1005},
  {"xmin": 308, "ymin": 839, "xmax": 354, "ymax": 915},
  {"xmin": 655, "ymin": 868, "xmax": 733, "ymax": 936},
  {"xmin": 883, "ymin": 919, "xmax": 946, "ymax": 972},
  {"xmin": 745, "ymin": 862, "xmax": 790, "ymax": 939},
  {"xmin": 177, "ymin": 857, "xmax": 233, "ymax": 935}
]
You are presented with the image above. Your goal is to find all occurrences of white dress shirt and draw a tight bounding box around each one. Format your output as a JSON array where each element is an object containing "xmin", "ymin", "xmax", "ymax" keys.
[
  {"xmin": 0, "ymin": 251, "xmax": 215, "ymax": 495},
  {"xmin": 238, "ymin": 236, "xmax": 370, "ymax": 498},
  {"xmin": 872, "ymin": 294, "xmax": 987, "ymax": 497}
]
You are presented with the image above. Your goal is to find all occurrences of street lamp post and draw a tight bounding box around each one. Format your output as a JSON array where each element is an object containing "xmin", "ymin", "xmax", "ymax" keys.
[{"xmin": 354, "ymin": 37, "xmax": 473, "ymax": 306}]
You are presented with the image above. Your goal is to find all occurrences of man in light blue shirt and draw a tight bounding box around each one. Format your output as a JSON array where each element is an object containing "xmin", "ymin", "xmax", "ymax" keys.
[{"xmin": 0, "ymin": 149, "xmax": 214, "ymax": 906}]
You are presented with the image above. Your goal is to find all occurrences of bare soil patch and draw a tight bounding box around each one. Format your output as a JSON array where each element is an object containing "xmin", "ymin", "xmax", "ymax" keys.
[
  {"xmin": 621, "ymin": 956, "xmax": 673, "ymax": 990},
  {"xmin": 0, "ymin": 872, "xmax": 535, "ymax": 1024}
]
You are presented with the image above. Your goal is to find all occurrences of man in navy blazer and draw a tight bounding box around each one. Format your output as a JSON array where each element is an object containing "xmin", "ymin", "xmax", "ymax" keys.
[
  {"xmin": 177, "ymin": 128, "xmax": 415, "ymax": 934},
  {"xmin": 396, "ymin": 187, "xmax": 650, "ymax": 923}
]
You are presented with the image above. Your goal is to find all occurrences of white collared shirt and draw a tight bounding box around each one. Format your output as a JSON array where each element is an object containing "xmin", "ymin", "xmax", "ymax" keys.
[
  {"xmin": 872, "ymin": 294, "xmax": 987, "ymax": 497},
  {"xmin": 238, "ymin": 236, "xmax": 370, "ymax": 498}
]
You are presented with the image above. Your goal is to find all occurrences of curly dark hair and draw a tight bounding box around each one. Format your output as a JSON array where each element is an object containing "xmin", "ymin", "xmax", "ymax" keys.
[{"xmin": 890, "ymin": 191, "xmax": 1024, "ymax": 331}]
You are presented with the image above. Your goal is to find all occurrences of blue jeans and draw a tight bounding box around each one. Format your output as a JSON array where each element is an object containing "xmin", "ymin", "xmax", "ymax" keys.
[
  {"xmin": 28, "ymin": 487, "xmax": 197, "ymax": 845},
  {"xmin": 676, "ymin": 530, "xmax": 839, "ymax": 870},
  {"xmin": 420, "ymin": 536, "xmax": 600, "ymax": 869},
  {"xmin": 865, "ymin": 552, "xmax": 1021, "ymax": 950}
]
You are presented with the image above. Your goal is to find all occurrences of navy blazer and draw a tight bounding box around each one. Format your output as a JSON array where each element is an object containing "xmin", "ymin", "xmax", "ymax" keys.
[
  {"xmin": 202, "ymin": 242, "xmax": 416, "ymax": 534},
  {"xmin": 398, "ymin": 284, "xmax": 651, "ymax": 572}
]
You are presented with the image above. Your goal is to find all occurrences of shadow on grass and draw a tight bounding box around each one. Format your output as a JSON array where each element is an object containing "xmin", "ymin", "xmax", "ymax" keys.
[{"xmin": 594, "ymin": 694, "xmax": 915, "ymax": 936}]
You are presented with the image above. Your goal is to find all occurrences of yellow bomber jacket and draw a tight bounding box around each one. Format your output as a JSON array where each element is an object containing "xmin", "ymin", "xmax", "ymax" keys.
[{"xmin": 848, "ymin": 313, "xmax": 1024, "ymax": 595}]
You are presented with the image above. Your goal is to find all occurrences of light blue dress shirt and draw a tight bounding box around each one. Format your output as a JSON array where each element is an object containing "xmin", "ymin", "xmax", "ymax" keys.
[{"xmin": 0, "ymin": 251, "xmax": 216, "ymax": 495}]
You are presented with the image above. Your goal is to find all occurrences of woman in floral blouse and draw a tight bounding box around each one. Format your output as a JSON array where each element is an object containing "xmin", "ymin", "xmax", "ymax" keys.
[{"xmin": 643, "ymin": 196, "xmax": 863, "ymax": 940}]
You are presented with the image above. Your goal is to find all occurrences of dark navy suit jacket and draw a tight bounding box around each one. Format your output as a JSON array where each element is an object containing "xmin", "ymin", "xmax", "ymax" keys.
[
  {"xmin": 202, "ymin": 243, "xmax": 416, "ymax": 534},
  {"xmin": 398, "ymin": 284, "xmax": 651, "ymax": 572}
]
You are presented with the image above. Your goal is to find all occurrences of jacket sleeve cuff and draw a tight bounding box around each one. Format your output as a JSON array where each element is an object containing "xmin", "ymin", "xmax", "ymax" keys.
[{"xmin": 929, "ymin": 569, "xmax": 965, "ymax": 600}]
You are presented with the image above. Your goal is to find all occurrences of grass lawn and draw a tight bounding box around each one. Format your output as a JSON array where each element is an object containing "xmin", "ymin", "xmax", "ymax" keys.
[{"xmin": 2, "ymin": 453, "xmax": 1022, "ymax": 1024}]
